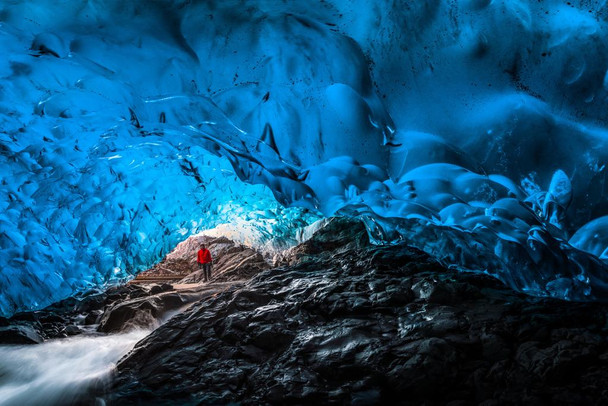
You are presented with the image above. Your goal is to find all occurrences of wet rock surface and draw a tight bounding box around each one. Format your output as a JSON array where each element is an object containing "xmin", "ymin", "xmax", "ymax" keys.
[
  {"xmin": 0, "ymin": 284, "xmax": 151, "ymax": 342},
  {"xmin": 98, "ymin": 289, "xmax": 192, "ymax": 333},
  {"xmin": 0, "ymin": 282, "xmax": 202, "ymax": 340},
  {"xmin": 0, "ymin": 324, "xmax": 44, "ymax": 344},
  {"xmin": 108, "ymin": 218, "xmax": 608, "ymax": 405},
  {"xmin": 0, "ymin": 234, "xmax": 271, "ymax": 341}
]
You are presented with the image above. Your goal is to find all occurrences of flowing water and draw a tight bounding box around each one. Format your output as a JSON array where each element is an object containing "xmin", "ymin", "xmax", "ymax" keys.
[{"xmin": 0, "ymin": 330, "xmax": 149, "ymax": 406}]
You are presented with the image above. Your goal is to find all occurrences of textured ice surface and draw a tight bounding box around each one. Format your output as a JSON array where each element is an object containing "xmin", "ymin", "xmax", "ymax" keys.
[{"xmin": 3, "ymin": 0, "xmax": 608, "ymax": 314}]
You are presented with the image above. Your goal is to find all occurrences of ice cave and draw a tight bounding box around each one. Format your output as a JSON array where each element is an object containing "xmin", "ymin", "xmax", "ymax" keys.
[{"xmin": 3, "ymin": 0, "xmax": 608, "ymax": 404}]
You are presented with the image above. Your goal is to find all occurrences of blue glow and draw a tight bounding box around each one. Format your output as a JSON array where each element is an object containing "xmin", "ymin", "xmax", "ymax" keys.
[{"xmin": 3, "ymin": 0, "xmax": 608, "ymax": 315}]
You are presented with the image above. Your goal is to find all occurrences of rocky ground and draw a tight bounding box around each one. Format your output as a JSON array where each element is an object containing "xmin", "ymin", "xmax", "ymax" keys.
[
  {"xmin": 0, "ymin": 281, "xmax": 225, "ymax": 342},
  {"xmin": 134, "ymin": 235, "xmax": 269, "ymax": 284},
  {"xmin": 107, "ymin": 218, "xmax": 608, "ymax": 405},
  {"xmin": 0, "ymin": 235, "xmax": 268, "ymax": 343},
  {"xmin": 4, "ymin": 218, "xmax": 608, "ymax": 405}
]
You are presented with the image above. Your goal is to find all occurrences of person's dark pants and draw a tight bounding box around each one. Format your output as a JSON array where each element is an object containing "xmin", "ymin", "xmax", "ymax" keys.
[{"xmin": 198, "ymin": 262, "xmax": 212, "ymax": 281}]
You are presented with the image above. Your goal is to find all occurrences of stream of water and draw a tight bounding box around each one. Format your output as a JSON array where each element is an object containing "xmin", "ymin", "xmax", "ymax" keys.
[{"xmin": 0, "ymin": 330, "xmax": 149, "ymax": 406}]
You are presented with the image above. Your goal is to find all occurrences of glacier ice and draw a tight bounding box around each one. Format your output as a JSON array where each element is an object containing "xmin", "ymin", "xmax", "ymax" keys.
[{"xmin": 3, "ymin": 0, "xmax": 608, "ymax": 315}]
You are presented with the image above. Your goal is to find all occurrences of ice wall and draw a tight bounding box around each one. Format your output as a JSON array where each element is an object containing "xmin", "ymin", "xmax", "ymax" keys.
[{"xmin": 2, "ymin": 0, "xmax": 608, "ymax": 315}]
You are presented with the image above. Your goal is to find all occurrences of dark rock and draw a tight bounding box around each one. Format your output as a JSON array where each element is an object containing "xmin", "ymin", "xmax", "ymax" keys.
[
  {"xmin": 97, "ymin": 289, "xmax": 211, "ymax": 333},
  {"xmin": 0, "ymin": 283, "xmax": 174, "ymax": 340},
  {"xmin": 0, "ymin": 325, "xmax": 43, "ymax": 344},
  {"xmin": 84, "ymin": 309, "xmax": 103, "ymax": 325},
  {"xmin": 159, "ymin": 283, "xmax": 173, "ymax": 292},
  {"xmin": 105, "ymin": 218, "xmax": 608, "ymax": 404},
  {"xmin": 98, "ymin": 297, "xmax": 162, "ymax": 333},
  {"xmin": 149, "ymin": 284, "xmax": 168, "ymax": 295},
  {"xmin": 64, "ymin": 325, "xmax": 81, "ymax": 336}
]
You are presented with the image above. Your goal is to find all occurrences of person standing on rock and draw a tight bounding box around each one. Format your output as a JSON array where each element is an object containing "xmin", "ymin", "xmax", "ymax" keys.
[{"xmin": 197, "ymin": 243, "xmax": 213, "ymax": 282}]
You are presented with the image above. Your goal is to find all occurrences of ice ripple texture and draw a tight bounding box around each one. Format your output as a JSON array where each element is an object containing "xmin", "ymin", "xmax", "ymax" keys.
[{"xmin": 2, "ymin": 0, "xmax": 608, "ymax": 315}]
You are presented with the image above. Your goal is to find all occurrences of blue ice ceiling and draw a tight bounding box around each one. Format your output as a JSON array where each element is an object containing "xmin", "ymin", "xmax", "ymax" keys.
[{"xmin": 2, "ymin": 0, "xmax": 608, "ymax": 315}]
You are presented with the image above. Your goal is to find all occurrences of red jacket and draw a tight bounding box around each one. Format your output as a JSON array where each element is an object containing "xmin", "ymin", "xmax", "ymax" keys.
[{"xmin": 197, "ymin": 248, "xmax": 212, "ymax": 264}]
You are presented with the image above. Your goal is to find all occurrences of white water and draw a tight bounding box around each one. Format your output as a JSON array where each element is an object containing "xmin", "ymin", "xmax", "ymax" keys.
[{"xmin": 0, "ymin": 330, "xmax": 149, "ymax": 406}]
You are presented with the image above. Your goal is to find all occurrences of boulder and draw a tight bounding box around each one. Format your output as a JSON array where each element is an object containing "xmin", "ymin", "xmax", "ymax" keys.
[
  {"xmin": 0, "ymin": 325, "xmax": 43, "ymax": 344},
  {"xmin": 97, "ymin": 289, "xmax": 212, "ymax": 333}
]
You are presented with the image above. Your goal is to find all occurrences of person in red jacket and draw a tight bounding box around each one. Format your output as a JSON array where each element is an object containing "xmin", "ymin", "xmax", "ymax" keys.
[{"xmin": 197, "ymin": 243, "xmax": 213, "ymax": 282}]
